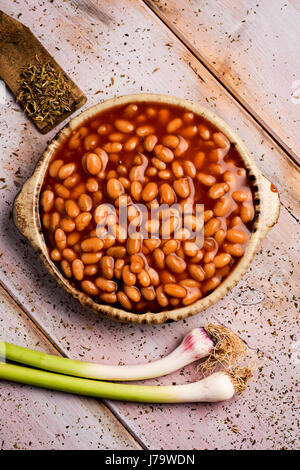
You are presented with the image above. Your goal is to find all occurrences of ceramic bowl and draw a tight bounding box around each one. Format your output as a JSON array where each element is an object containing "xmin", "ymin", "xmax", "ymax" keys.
[{"xmin": 13, "ymin": 94, "xmax": 280, "ymax": 324}]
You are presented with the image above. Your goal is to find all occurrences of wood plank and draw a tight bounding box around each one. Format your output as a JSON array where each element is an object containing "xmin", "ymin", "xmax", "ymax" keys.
[
  {"xmin": 0, "ymin": 0, "xmax": 299, "ymax": 449},
  {"xmin": 0, "ymin": 286, "xmax": 141, "ymax": 450},
  {"xmin": 145, "ymin": 0, "xmax": 300, "ymax": 165}
]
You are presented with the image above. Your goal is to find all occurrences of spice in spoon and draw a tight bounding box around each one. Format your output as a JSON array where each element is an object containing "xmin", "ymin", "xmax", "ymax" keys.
[{"xmin": 16, "ymin": 55, "xmax": 72, "ymax": 125}]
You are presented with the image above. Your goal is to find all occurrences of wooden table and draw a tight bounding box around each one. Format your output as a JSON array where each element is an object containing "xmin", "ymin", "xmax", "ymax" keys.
[{"xmin": 0, "ymin": 0, "xmax": 299, "ymax": 450}]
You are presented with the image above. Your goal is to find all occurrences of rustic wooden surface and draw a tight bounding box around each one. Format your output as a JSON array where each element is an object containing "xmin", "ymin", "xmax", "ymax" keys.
[
  {"xmin": 0, "ymin": 0, "xmax": 299, "ymax": 450},
  {"xmin": 146, "ymin": 0, "xmax": 300, "ymax": 166}
]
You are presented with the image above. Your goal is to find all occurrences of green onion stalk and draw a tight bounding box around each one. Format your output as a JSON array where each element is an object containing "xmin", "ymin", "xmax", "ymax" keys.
[
  {"xmin": 0, "ymin": 362, "xmax": 252, "ymax": 403},
  {"xmin": 0, "ymin": 324, "xmax": 246, "ymax": 382}
]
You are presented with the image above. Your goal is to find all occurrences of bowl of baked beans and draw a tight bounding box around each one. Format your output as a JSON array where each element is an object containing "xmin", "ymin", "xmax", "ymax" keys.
[{"xmin": 13, "ymin": 94, "xmax": 280, "ymax": 324}]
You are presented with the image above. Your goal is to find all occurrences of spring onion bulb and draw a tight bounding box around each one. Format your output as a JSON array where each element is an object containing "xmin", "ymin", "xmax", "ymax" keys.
[
  {"xmin": 0, "ymin": 362, "xmax": 252, "ymax": 403},
  {"xmin": 0, "ymin": 324, "xmax": 245, "ymax": 381}
]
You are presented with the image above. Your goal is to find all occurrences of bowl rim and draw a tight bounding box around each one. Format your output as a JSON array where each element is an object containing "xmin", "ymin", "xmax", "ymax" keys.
[{"xmin": 14, "ymin": 93, "xmax": 280, "ymax": 324}]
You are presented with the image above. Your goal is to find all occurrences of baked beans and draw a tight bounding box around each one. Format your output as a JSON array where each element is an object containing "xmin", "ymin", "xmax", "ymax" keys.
[{"xmin": 40, "ymin": 101, "xmax": 255, "ymax": 313}]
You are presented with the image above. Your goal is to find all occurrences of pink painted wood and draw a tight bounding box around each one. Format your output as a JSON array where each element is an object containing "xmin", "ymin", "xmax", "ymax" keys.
[
  {"xmin": 0, "ymin": 286, "xmax": 141, "ymax": 450},
  {"xmin": 146, "ymin": 0, "xmax": 300, "ymax": 164},
  {"xmin": 0, "ymin": 0, "xmax": 299, "ymax": 449}
]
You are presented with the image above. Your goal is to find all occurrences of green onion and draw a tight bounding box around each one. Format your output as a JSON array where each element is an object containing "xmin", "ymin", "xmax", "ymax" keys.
[
  {"xmin": 0, "ymin": 324, "xmax": 246, "ymax": 381},
  {"xmin": 0, "ymin": 362, "xmax": 252, "ymax": 403}
]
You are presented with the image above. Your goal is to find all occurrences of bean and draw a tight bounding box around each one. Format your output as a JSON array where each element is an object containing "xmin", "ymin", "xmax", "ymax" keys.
[
  {"xmin": 144, "ymin": 135, "xmax": 158, "ymax": 152},
  {"xmin": 204, "ymin": 217, "xmax": 221, "ymax": 237},
  {"xmin": 214, "ymin": 229, "xmax": 226, "ymax": 245},
  {"xmin": 171, "ymin": 161, "xmax": 184, "ymax": 178},
  {"xmin": 49, "ymin": 160, "xmax": 64, "ymax": 178},
  {"xmin": 124, "ymin": 285, "xmax": 141, "ymax": 303},
  {"xmin": 71, "ymin": 183, "xmax": 86, "ymax": 200},
  {"xmin": 226, "ymin": 228, "xmax": 248, "ymax": 244},
  {"xmin": 72, "ymin": 259, "xmax": 84, "ymax": 280},
  {"xmin": 147, "ymin": 267, "xmax": 160, "ymax": 286},
  {"xmin": 84, "ymin": 134, "xmax": 100, "ymax": 151},
  {"xmin": 57, "ymin": 162, "xmax": 76, "ymax": 180},
  {"xmin": 208, "ymin": 183, "xmax": 229, "ymax": 199},
  {"xmin": 152, "ymin": 248, "xmax": 165, "ymax": 270},
  {"xmin": 183, "ymin": 241, "xmax": 199, "ymax": 257},
  {"xmin": 86, "ymin": 153, "xmax": 102, "ymax": 175},
  {"xmin": 162, "ymin": 239, "xmax": 178, "ymax": 255},
  {"xmin": 41, "ymin": 190, "xmax": 54, "ymax": 212},
  {"xmin": 54, "ymin": 183, "xmax": 70, "ymax": 199},
  {"xmin": 129, "ymin": 165, "xmax": 145, "ymax": 182},
  {"xmin": 122, "ymin": 265, "xmax": 136, "ymax": 286},
  {"xmin": 107, "ymin": 178, "xmax": 124, "ymax": 199},
  {"xmin": 179, "ymin": 278, "xmax": 201, "ymax": 288},
  {"xmin": 114, "ymin": 119, "xmax": 134, "ymax": 133},
  {"xmin": 203, "ymin": 263, "xmax": 216, "ymax": 279},
  {"xmin": 78, "ymin": 193, "xmax": 93, "ymax": 212},
  {"xmin": 130, "ymin": 181, "xmax": 143, "ymax": 201},
  {"xmin": 174, "ymin": 136, "xmax": 189, "ymax": 156},
  {"xmin": 198, "ymin": 124, "xmax": 210, "ymax": 140},
  {"xmin": 100, "ymin": 255, "xmax": 114, "ymax": 279},
  {"xmin": 161, "ymin": 135, "xmax": 179, "ymax": 149},
  {"xmin": 97, "ymin": 124, "xmax": 112, "ymax": 135},
  {"xmin": 158, "ymin": 108, "xmax": 170, "ymax": 124},
  {"xmin": 95, "ymin": 277, "xmax": 117, "ymax": 292},
  {"xmin": 202, "ymin": 275, "xmax": 222, "ymax": 294},
  {"xmin": 240, "ymin": 204, "xmax": 254, "ymax": 223},
  {"xmin": 100, "ymin": 292, "xmax": 117, "ymax": 304},
  {"xmin": 194, "ymin": 152, "xmax": 205, "ymax": 170},
  {"xmin": 62, "ymin": 248, "xmax": 77, "ymax": 262},
  {"xmin": 84, "ymin": 264, "xmax": 99, "ymax": 276},
  {"xmin": 182, "ymin": 287, "xmax": 202, "ymax": 306},
  {"xmin": 117, "ymin": 290, "xmax": 133, "ymax": 310},
  {"xmin": 124, "ymin": 136, "xmax": 139, "ymax": 151},
  {"xmin": 158, "ymin": 170, "xmax": 172, "ymax": 180},
  {"xmin": 55, "ymin": 228, "xmax": 67, "ymax": 250},
  {"xmin": 75, "ymin": 212, "xmax": 92, "ymax": 231},
  {"xmin": 141, "ymin": 286, "xmax": 156, "ymax": 301},
  {"xmin": 213, "ymin": 253, "xmax": 232, "ymax": 268},
  {"xmin": 165, "ymin": 254, "xmax": 186, "ymax": 274},
  {"xmin": 223, "ymin": 243, "xmax": 244, "ymax": 257},
  {"xmin": 103, "ymin": 142, "xmax": 122, "ymax": 153},
  {"xmin": 212, "ymin": 132, "xmax": 229, "ymax": 149},
  {"xmin": 154, "ymin": 145, "xmax": 174, "ymax": 163},
  {"xmin": 61, "ymin": 259, "xmax": 72, "ymax": 278},
  {"xmin": 81, "ymin": 237, "xmax": 104, "ymax": 252},
  {"xmin": 164, "ymin": 283, "xmax": 186, "ymax": 298},
  {"xmin": 66, "ymin": 231, "xmax": 80, "ymax": 246},
  {"xmin": 50, "ymin": 249, "xmax": 61, "ymax": 262},
  {"xmin": 64, "ymin": 200, "xmax": 79, "ymax": 218},
  {"xmin": 232, "ymin": 190, "xmax": 249, "ymax": 203},
  {"xmin": 142, "ymin": 182, "xmax": 158, "ymax": 202},
  {"xmin": 108, "ymin": 132, "xmax": 125, "ymax": 142},
  {"xmin": 196, "ymin": 173, "xmax": 216, "ymax": 186},
  {"xmin": 156, "ymin": 285, "xmax": 169, "ymax": 307},
  {"xmin": 213, "ymin": 197, "xmax": 231, "ymax": 217},
  {"xmin": 81, "ymin": 280, "xmax": 99, "ymax": 296},
  {"xmin": 188, "ymin": 264, "xmax": 205, "ymax": 281},
  {"xmin": 151, "ymin": 157, "xmax": 166, "ymax": 171},
  {"xmin": 81, "ymin": 252, "xmax": 102, "ymax": 264},
  {"xmin": 137, "ymin": 269, "xmax": 151, "ymax": 287},
  {"xmin": 180, "ymin": 125, "xmax": 198, "ymax": 139},
  {"xmin": 127, "ymin": 236, "xmax": 141, "ymax": 255},
  {"xmin": 86, "ymin": 178, "xmax": 99, "ymax": 192},
  {"xmin": 230, "ymin": 216, "xmax": 242, "ymax": 227},
  {"xmin": 190, "ymin": 250, "xmax": 204, "ymax": 263},
  {"xmin": 167, "ymin": 118, "xmax": 183, "ymax": 133},
  {"xmin": 136, "ymin": 125, "xmax": 155, "ymax": 137},
  {"xmin": 159, "ymin": 183, "xmax": 176, "ymax": 205},
  {"xmin": 183, "ymin": 161, "xmax": 196, "ymax": 178},
  {"xmin": 123, "ymin": 103, "xmax": 138, "ymax": 118},
  {"xmin": 173, "ymin": 177, "xmax": 190, "ymax": 198},
  {"xmin": 204, "ymin": 210, "xmax": 214, "ymax": 222},
  {"xmin": 223, "ymin": 171, "xmax": 235, "ymax": 185},
  {"xmin": 114, "ymin": 259, "xmax": 125, "ymax": 279},
  {"xmin": 64, "ymin": 173, "xmax": 81, "ymax": 189}
]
